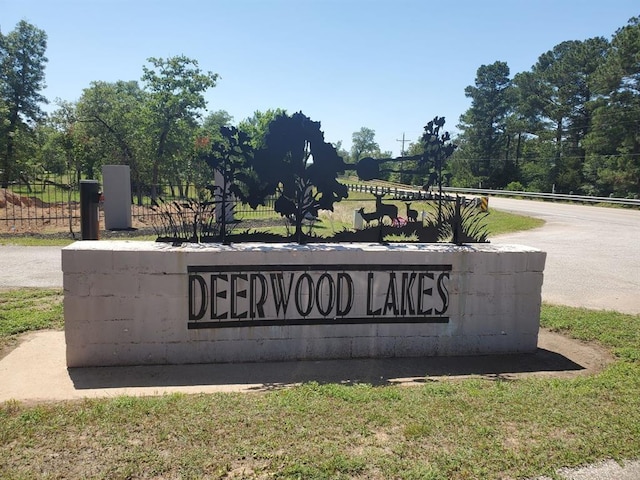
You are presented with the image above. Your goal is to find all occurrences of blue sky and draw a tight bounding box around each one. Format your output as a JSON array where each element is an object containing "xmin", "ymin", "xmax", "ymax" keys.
[{"xmin": 3, "ymin": 0, "xmax": 638, "ymax": 155}]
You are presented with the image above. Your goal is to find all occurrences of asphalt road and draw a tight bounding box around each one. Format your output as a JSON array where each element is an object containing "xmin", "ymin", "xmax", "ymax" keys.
[
  {"xmin": 0, "ymin": 198, "xmax": 639, "ymax": 315},
  {"xmin": 490, "ymin": 197, "xmax": 640, "ymax": 315},
  {"xmin": 0, "ymin": 245, "xmax": 64, "ymax": 289}
]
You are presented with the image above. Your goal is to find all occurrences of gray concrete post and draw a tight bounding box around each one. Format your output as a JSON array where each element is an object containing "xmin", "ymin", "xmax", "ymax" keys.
[{"xmin": 102, "ymin": 165, "xmax": 132, "ymax": 230}]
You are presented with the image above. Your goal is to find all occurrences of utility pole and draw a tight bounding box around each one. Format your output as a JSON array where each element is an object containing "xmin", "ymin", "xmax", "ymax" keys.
[{"xmin": 396, "ymin": 133, "xmax": 411, "ymax": 185}]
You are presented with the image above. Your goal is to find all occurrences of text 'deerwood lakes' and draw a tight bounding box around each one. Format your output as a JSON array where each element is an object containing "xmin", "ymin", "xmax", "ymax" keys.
[{"xmin": 188, "ymin": 264, "xmax": 451, "ymax": 328}]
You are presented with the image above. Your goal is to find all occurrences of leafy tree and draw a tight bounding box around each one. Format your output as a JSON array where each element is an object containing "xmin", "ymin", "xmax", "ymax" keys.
[
  {"xmin": 237, "ymin": 108, "xmax": 286, "ymax": 148},
  {"xmin": 350, "ymin": 127, "xmax": 379, "ymax": 162},
  {"xmin": 0, "ymin": 20, "xmax": 48, "ymax": 187},
  {"xmin": 513, "ymin": 38, "xmax": 608, "ymax": 193},
  {"xmin": 456, "ymin": 61, "xmax": 514, "ymax": 188},
  {"xmin": 445, "ymin": 148, "xmax": 478, "ymax": 188},
  {"xmin": 517, "ymin": 138, "xmax": 557, "ymax": 192},
  {"xmin": 584, "ymin": 16, "xmax": 640, "ymax": 196},
  {"xmin": 593, "ymin": 16, "xmax": 640, "ymax": 97},
  {"xmin": 141, "ymin": 55, "xmax": 218, "ymax": 202},
  {"xmin": 41, "ymin": 101, "xmax": 83, "ymax": 181},
  {"xmin": 398, "ymin": 140, "xmax": 434, "ymax": 186},
  {"xmin": 201, "ymin": 110, "xmax": 233, "ymax": 143},
  {"xmin": 34, "ymin": 122, "xmax": 66, "ymax": 176},
  {"xmin": 75, "ymin": 80, "xmax": 150, "ymax": 202},
  {"xmin": 203, "ymin": 125, "xmax": 252, "ymax": 196},
  {"xmin": 64, "ymin": 58, "xmax": 218, "ymax": 204},
  {"xmin": 0, "ymin": 98, "xmax": 11, "ymax": 180},
  {"xmin": 249, "ymin": 112, "xmax": 348, "ymax": 241},
  {"xmin": 349, "ymin": 127, "xmax": 398, "ymax": 180},
  {"xmin": 162, "ymin": 117, "xmax": 201, "ymax": 198},
  {"xmin": 183, "ymin": 110, "xmax": 234, "ymax": 196},
  {"xmin": 332, "ymin": 140, "xmax": 351, "ymax": 165}
]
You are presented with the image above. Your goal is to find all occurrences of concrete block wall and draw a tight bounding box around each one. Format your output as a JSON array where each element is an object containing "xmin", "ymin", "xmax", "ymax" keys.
[{"xmin": 63, "ymin": 241, "xmax": 546, "ymax": 367}]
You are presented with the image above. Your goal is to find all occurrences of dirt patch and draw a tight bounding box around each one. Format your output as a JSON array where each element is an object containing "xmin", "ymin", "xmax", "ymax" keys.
[
  {"xmin": 0, "ymin": 189, "xmax": 76, "ymax": 233},
  {"xmin": 0, "ymin": 189, "xmax": 161, "ymax": 235},
  {"xmin": 0, "ymin": 189, "xmax": 47, "ymax": 208},
  {"xmin": 379, "ymin": 328, "xmax": 616, "ymax": 385},
  {"xmin": 0, "ymin": 336, "xmax": 21, "ymax": 362},
  {"xmin": 536, "ymin": 329, "xmax": 614, "ymax": 377},
  {"xmin": 0, "ymin": 208, "xmax": 159, "ymax": 237}
]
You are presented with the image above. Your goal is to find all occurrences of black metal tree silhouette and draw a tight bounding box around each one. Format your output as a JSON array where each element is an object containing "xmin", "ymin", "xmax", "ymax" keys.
[
  {"xmin": 420, "ymin": 116, "xmax": 457, "ymax": 226},
  {"xmin": 201, "ymin": 126, "xmax": 253, "ymax": 244},
  {"xmin": 247, "ymin": 111, "xmax": 348, "ymax": 243}
]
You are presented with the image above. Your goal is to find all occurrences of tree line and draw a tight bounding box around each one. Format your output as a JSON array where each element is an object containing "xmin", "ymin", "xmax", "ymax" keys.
[
  {"xmin": 452, "ymin": 15, "xmax": 640, "ymax": 197},
  {"xmin": 1, "ymin": 16, "xmax": 639, "ymax": 199}
]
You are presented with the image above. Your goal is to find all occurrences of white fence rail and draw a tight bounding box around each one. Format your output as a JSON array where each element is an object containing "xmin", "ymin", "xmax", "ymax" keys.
[
  {"xmin": 344, "ymin": 182, "xmax": 640, "ymax": 207},
  {"xmin": 441, "ymin": 187, "xmax": 640, "ymax": 207},
  {"xmin": 347, "ymin": 182, "xmax": 640, "ymax": 207}
]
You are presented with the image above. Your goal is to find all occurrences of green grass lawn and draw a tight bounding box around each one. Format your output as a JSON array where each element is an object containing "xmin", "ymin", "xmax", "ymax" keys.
[
  {"xmin": 0, "ymin": 236, "xmax": 75, "ymax": 247},
  {"xmin": 0, "ymin": 289, "xmax": 638, "ymax": 479},
  {"xmin": 7, "ymin": 182, "xmax": 80, "ymax": 203},
  {"xmin": 0, "ymin": 289, "xmax": 63, "ymax": 355},
  {"xmin": 485, "ymin": 208, "xmax": 544, "ymax": 236}
]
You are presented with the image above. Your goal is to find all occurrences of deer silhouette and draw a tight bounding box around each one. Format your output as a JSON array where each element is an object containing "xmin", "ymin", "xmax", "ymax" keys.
[
  {"xmin": 356, "ymin": 207, "xmax": 379, "ymax": 226},
  {"xmin": 405, "ymin": 202, "xmax": 418, "ymax": 222},
  {"xmin": 373, "ymin": 193, "xmax": 398, "ymax": 225}
]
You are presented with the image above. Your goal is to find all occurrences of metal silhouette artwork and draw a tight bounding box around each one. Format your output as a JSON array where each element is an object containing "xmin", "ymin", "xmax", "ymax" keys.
[
  {"xmin": 405, "ymin": 203, "xmax": 418, "ymax": 222},
  {"xmin": 153, "ymin": 114, "xmax": 489, "ymax": 245},
  {"xmin": 245, "ymin": 112, "xmax": 349, "ymax": 243},
  {"xmin": 203, "ymin": 126, "xmax": 251, "ymax": 244}
]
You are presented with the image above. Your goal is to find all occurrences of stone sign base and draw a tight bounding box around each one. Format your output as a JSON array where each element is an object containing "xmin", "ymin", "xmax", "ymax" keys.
[{"xmin": 62, "ymin": 241, "xmax": 545, "ymax": 367}]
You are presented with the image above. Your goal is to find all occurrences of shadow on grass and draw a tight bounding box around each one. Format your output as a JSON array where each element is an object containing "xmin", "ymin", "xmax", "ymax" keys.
[{"xmin": 68, "ymin": 348, "xmax": 582, "ymax": 392}]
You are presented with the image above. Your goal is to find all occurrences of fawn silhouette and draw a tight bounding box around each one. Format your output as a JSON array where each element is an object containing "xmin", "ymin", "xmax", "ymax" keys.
[{"xmin": 405, "ymin": 202, "xmax": 418, "ymax": 222}]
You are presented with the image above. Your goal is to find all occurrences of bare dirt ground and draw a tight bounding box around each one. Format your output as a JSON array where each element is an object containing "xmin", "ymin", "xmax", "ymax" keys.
[
  {"xmin": 0, "ymin": 188, "xmax": 77, "ymax": 234},
  {"xmin": 0, "ymin": 189, "xmax": 157, "ymax": 236}
]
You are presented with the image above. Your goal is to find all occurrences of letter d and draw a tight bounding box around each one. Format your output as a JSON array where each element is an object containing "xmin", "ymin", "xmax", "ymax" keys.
[{"xmin": 189, "ymin": 274, "xmax": 208, "ymax": 320}]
